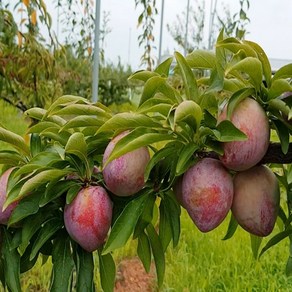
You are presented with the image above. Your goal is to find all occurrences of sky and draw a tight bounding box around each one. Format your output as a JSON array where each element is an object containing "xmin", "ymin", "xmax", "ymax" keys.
[
  {"xmin": 11, "ymin": 0, "xmax": 292, "ymax": 71},
  {"xmin": 95, "ymin": 0, "xmax": 292, "ymax": 70}
]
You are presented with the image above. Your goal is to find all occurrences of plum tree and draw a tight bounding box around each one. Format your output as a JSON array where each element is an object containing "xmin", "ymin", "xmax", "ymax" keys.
[
  {"xmin": 64, "ymin": 186, "xmax": 113, "ymax": 252},
  {"xmin": 232, "ymin": 165, "xmax": 280, "ymax": 236},
  {"xmin": 182, "ymin": 158, "xmax": 234, "ymax": 232},
  {"xmin": 102, "ymin": 131, "xmax": 150, "ymax": 196},
  {"xmin": 218, "ymin": 97, "xmax": 270, "ymax": 171},
  {"xmin": 1, "ymin": 33, "xmax": 292, "ymax": 292}
]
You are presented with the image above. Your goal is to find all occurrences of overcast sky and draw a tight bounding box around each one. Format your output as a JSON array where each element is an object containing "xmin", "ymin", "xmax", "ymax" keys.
[
  {"xmin": 95, "ymin": 0, "xmax": 292, "ymax": 70},
  {"xmin": 11, "ymin": 0, "xmax": 292, "ymax": 70}
]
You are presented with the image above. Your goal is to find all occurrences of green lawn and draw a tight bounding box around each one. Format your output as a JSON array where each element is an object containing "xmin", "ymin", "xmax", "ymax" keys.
[{"xmin": 18, "ymin": 210, "xmax": 292, "ymax": 291}]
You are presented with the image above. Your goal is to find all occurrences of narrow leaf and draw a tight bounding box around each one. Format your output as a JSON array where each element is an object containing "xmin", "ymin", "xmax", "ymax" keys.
[
  {"xmin": 76, "ymin": 248, "xmax": 94, "ymax": 292},
  {"xmin": 146, "ymin": 224, "xmax": 165, "ymax": 288},
  {"xmin": 137, "ymin": 231, "xmax": 152, "ymax": 273},
  {"xmin": 222, "ymin": 214, "xmax": 238, "ymax": 240},
  {"xmin": 154, "ymin": 57, "xmax": 174, "ymax": 76},
  {"xmin": 250, "ymin": 234, "xmax": 263, "ymax": 259},
  {"xmin": 0, "ymin": 126, "xmax": 30, "ymax": 155},
  {"xmin": 30, "ymin": 217, "xmax": 63, "ymax": 260},
  {"xmin": 174, "ymin": 100, "xmax": 202, "ymax": 132},
  {"xmin": 174, "ymin": 51, "xmax": 199, "ymax": 102},
  {"xmin": 50, "ymin": 234, "xmax": 75, "ymax": 292},
  {"xmin": 259, "ymin": 229, "xmax": 292, "ymax": 258},
  {"xmin": 98, "ymin": 251, "xmax": 116, "ymax": 292},
  {"xmin": 96, "ymin": 112, "xmax": 162, "ymax": 134},
  {"xmin": 102, "ymin": 193, "xmax": 148, "ymax": 254},
  {"xmin": 1, "ymin": 228, "xmax": 21, "ymax": 292},
  {"xmin": 5, "ymin": 169, "xmax": 70, "ymax": 208}
]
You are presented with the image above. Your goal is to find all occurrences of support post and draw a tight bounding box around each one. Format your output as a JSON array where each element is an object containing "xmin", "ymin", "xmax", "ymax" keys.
[{"xmin": 92, "ymin": 0, "xmax": 101, "ymax": 102}]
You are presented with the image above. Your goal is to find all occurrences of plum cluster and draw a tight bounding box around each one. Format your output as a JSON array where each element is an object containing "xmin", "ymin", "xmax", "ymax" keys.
[
  {"xmin": 0, "ymin": 97, "xmax": 280, "ymax": 253},
  {"xmin": 0, "ymin": 131, "xmax": 150, "ymax": 252},
  {"xmin": 176, "ymin": 97, "xmax": 280, "ymax": 236}
]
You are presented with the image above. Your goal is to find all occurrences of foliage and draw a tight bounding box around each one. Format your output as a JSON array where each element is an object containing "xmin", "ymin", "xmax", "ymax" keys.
[
  {"xmin": 135, "ymin": 0, "xmax": 158, "ymax": 70},
  {"xmin": 167, "ymin": 0, "xmax": 250, "ymax": 53},
  {"xmin": 0, "ymin": 31, "xmax": 292, "ymax": 291},
  {"xmin": 218, "ymin": 0, "xmax": 250, "ymax": 40},
  {"xmin": 167, "ymin": 0, "xmax": 206, "ymax": 53},
  {"xmin": 0, "ymin": 0, "xmax": 59, "ymax": 110},
  {"xmin": 0, "ymin": 1, "xmax": 135, "ymax": 110}
]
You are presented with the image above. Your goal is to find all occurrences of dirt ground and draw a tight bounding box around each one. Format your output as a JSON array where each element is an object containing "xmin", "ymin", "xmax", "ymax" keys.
[{"xmin": 114, "ymin": 257, "xmax": 156, "ymax": 292}]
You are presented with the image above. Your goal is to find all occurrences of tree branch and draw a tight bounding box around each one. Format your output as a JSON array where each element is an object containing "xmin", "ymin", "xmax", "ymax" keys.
[{"xmin": 198, "ymin": 143, "xmax": 292, "ymax": 165}]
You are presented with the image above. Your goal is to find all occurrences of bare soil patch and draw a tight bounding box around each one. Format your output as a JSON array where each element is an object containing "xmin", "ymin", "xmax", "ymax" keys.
[{"xmin": 114, "ymin": 257, "xmax": 156, "ymax": 292}]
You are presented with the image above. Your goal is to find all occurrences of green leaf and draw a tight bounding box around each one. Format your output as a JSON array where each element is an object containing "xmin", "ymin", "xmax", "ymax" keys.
[
  {"xmin": 47, "ymin": 95, "xmax": 90, "ymax": 113},
  {"xmin": 61, "ymin": 115, "xmax": 108, "ymax": 132},
  {"xmin": 186, "ymin": 50, "xmax": 216, "ymax": 69},
  {"xmin": 176, "ymin": 143, "xmax": 198, "ymax": 176},
  {"xmin": 5, "ymin": 169, "xmax": 71, "ymax": 208},
  {"xmin": 164, "ymin": 191, "xmax": 181, "ymax": 247},
  {"xmin": 96, "ymin": 112, "xmax": 162, "ymax": 134},
  {"xmin": 144, "ymin": 144, "xmax": 177, "ymax": 182},
  {"xmin": 1, "ymin": 228, "xmax": 21, "ymax": 292},
  {"xmin": 49, "ymin": 104, "xmax": 110, "ymax": 117},
  {"xmin": 259, "ymin": 229, "xmax": 292, "ymax": 258},
  {"xmin": 216, "ymin": 120, "xmax": 247, "ymax": 142},
  {"xmin": 28, "ymin": 122, "xmax": 61, "ymax": 134},
  {"xmin": 66, "ymin": 184, "xmax": 82, "ymax": 204},
  {"xmin": 217, "ymin": 37, "xmax": 257, "ymax": 58},
  {"xmin": 137, "ymin": 95, "xmax": 174, "ymax": 116},
  {"xmin": 76, "ymin": 248, "xmax": 94, "ymax": 292},
  {"xmin": 0, "ymin": 126, "xmax": 30, "ymax": 156},
  {"xmin": 154, "ymin": 57, "xmax": 174, "ymax": 76},
  {"xmin": 30, "ymin": 133, "xmax": 42, "ymax": 157},
  {"xmin": 102, "ymin": 192, "xmax": 148, "ymax": 254},
  {"xmin": 137, "ymin": 231, "xmax": 152, "ymax": 273},
  {"xmin": 227, "ymin": 57, "xmax": 263, "ymax": 91},
  {"xmin": 128, "ymin": 70, "xmax": 159, "ymax": 82},
  {"xmin": 134, "ymin": 194, "xmax": 156, "ymax": 238},
  {"xmin": 139, "ymin": 76, "xmax": 166, "ymax": 106},
  {"xmin": 273, "ymin": 63, "xmax": 292, "ymax": 81},
  {"xmin": 98, "ymin": 251, "xmax": 116, "ymax": 292},
  {"xmin": 40, "ymin": 180, "xmax": 77, "ymax": 207},
  {"xmin": 244, "ymin": 40, "xmax": 272, "ymax": 87},
  {"xmin": 174, "ymin": 100, "xmax": 203, "ymax": 132},
  {"xmin": 40, "ymin": 127, "xmax": 71, "ymax": 146},
  {"xmin": 104, "ymin": 129, "xmax": 174, "ymax": 166},
  {"xmin": 268, "ymin": 79, "xmax": 292, "ymax": 100},
  {"xmin": 174, "ymin": 51, "xmax": 199, "ymax": 102},
  {"xmin": 226, "ymin": 88, "xmax": 256, "ymax": 119},
  {"xmin": 20, "ymin": 241, "xmax": 39, "ymax": 273},
  {"xmin": 20, "ymin": 209, "xmax": 54, "ymax": 251},
  {"xmin": 159, "ymin": 198, "xmax": 172, "ymax": 251},
  {"xmin": 8, "ymin": 191, "xmax": 42, "ymax": 227},
  {"xmin": 50, "ymin": 233, "xmax": 75, "ymax": 292},
  {"xmin": 30, "ymin": 217, "xmax": 63, "ymax": 260},
  {"xmin": 0, "ymin": 150, "xmax": 25, "ymax": 165},
  {"xmin": 222, "ymin": 214, "xmax": 238, "ymax": 240},
  {"xmin": 65, "ymin": 132, "xmax": 88, "ymax": 162},
  {"xmin": 286, "ymin": 256, "xmax": 292, "ymax": 277},
  {"xmin": 146, "ymin": 223, "xmax": 165, "ymax": 288},
  {"xmin": 25, "ymin": 107, "xmax": 66, "ymax": 126},
  {"xmin": 250, "ymin": 234, "xmax": 263, "ymax": 259},
  {"xmin": 273, "ymin": 120, "xmax": 289, "ymax": 154}
]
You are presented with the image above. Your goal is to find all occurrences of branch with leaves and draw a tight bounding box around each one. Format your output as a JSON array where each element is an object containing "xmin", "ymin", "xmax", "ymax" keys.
[{"xmin": 1, "ymin": 32, "xmax": 292, "ymax": 291}]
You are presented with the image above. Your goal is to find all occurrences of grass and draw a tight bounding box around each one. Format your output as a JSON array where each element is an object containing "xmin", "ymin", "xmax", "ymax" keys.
[
  {"xmin": 16, "ymin": 211, "xmax": 292, "ymax": 291},
  {"xmin": 162, "ymin": 210, "xmax": 292, "ymax": 292},
  {"xmin": 1, "ymin": 101, "xmax": 292, "ymax": 291}
]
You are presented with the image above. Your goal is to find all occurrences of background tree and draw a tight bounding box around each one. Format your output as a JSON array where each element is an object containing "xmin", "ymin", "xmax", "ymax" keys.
[
  {"xmin": 167, "ymin": 0, "xmax": 250, "ymax": 54},
  {"xmin": 135, "ymin": 0, "xmax": 158, "ymax": 70}
]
